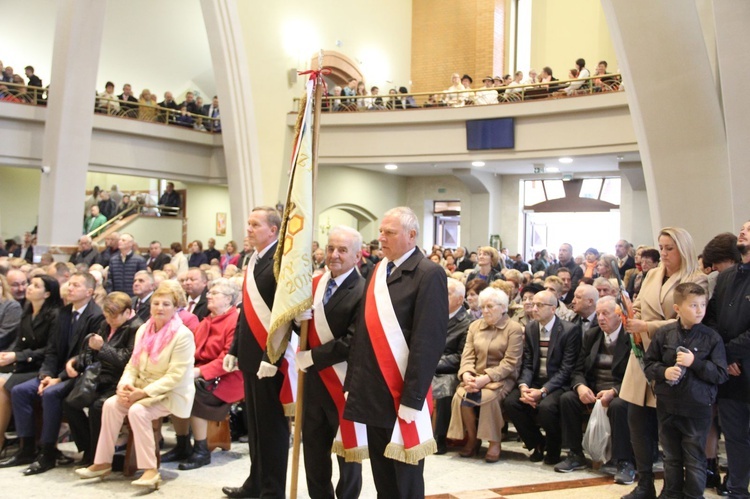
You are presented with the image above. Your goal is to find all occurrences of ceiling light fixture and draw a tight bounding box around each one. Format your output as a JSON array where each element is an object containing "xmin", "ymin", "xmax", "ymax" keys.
[
  {"xmin": 616, "ymin": 155, "xmax": 624, "ymax": 161},
  {"xmin": 472, "ymin": 161, "xmax": 485, "ymax": 167},
  {"xmin": 384, "ymin": 164, "xmax": 398, "ymax": 170},
  {"xmin": 562, "ymin": 173, "xmax": 573, "ymax": 181},
  {"xmin": 558, "ymin": 157, "xmax": 573, "ymax": 164}
]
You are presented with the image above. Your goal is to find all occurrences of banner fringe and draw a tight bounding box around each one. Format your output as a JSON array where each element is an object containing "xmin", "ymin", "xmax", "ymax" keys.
[{"xmin": 383, "ymin": 439, "xmax": 437, "ymax": 465}]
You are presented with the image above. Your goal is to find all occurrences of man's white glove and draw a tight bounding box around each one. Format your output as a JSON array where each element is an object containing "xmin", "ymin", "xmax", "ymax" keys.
[
  {"xmin": 295, "ymin": 350, "xmax": 314, "ymax": 372},
  {"xmin": 223, "ymin": 354, "xmax": 238, "ymax": 373},
  {"xmin": 256, "ymin": 361, "xmax": 278, "ymax": 379},
  {"xmin": 398, "ymin": 404, "xmax": 420, "ymax": 424},
  {"xmin": 293, "ymin": 309, "xmax": 313, "ymax": 326}
]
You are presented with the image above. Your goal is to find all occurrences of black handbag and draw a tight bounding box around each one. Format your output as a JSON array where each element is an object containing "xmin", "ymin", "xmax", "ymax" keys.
[{"xmin": 66, "ymin": 336, "xmax": 101, "ymax": 410}]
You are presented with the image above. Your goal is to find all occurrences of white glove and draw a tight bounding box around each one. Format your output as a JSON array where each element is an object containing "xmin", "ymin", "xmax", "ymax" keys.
[
  {"xmin": 398, "ymin": 404, "xmax": 420, "ymax": 424},
  {"xmin": 223, "ymin": 354, "xmax": 238, "ymax": 373},
  {"xmin": 295, "ymin": 350, "xmax": 314, "ymax": 372},
  {"xmin": 256, "ymin": 361, "xmax": 278, "ymax": 379},
  {"xmin": 293, "ymin": 309, "xmax": 313, "ymax": 326},
  {"xmin": 344, "ymin": 391, "xmax": 349, "ymax": 400}
]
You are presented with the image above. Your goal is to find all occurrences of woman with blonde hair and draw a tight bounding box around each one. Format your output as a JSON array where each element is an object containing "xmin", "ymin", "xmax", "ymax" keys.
[
  {"xmin": 466, "ymin": 246, "xmax": 502, "ymax": 284},
  {"xmin": 447, "ymin": 288, "xmax": 524, "ymax": 462},
  {"xmin": 138, "ymin": 89, "xmax": 157, "ymax": 121},
  {"xmin": 76, "ymin": 282, "xmax": 196, "ymax": 489},
  {"xmin": 619, "ymin": 227, "xmax": 708, "ymax": 498}
]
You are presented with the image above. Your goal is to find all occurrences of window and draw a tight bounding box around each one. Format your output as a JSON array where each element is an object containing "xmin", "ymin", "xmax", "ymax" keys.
[
  {"xmin": 600, "ymin": 178, "xmax": 621, "ymax": 205},
  {"xmin": 579, "ymin": 178, "xmax": 602, "ymax": 199},
  {"xmin": 524, "ymin": 180, "xmax": 546, "ymax": 206},
  {"xmin": 543, "ymin": 180, "xmax": 565, "ymax": 200}
]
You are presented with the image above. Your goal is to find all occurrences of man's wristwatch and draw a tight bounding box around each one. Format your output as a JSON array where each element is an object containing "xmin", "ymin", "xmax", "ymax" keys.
[{"xmin": 540, "ymin": 387, "xmax": 548, "ymax": 399}]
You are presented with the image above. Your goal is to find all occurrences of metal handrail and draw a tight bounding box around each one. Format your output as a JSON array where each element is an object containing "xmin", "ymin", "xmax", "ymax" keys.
[
  {"xmin": 85, "ymin": 203, "xmax": 139, "ymax": 238},
  {"xmin": 0, "ymin": 80, "xmax": 45, "ymax": 105},
  {"xmin": 292, "ymin": 73, "xmax": 623, "ymax": 112}
]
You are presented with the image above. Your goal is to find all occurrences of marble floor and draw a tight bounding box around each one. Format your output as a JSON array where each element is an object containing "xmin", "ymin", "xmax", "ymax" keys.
[{"xmin": 0, "ymin": 425, "xmax": 727, "ymax": 498}]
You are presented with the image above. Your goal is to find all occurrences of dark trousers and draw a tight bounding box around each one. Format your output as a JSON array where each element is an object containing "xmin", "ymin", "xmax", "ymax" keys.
[
  {"xmin": 719, "ymin": 398, "xmax": 750, "ymax": 498},
  {"xmin": 11, "ymin": 377, "xmax": 74, "ymax": 444},
  {"xmin": 658, "ymin": 411, "xmax": 710, "ymax": 499},
  {"xmin": 62, "ymin": 389, "xmax": 114, "ymax": 458},
  {"xmin": 559, "ymin": 391, "xmax": 633, "ymax": 461},
  {"xmin": 367, "ymin": 426, "xmax": 424, "ymax": 499},
  {"xmin": 433, "ymin": 396, "xmax": 451, "ymax": 440},
  {"xmin": 502, "ymin": 387, "xmax": 563, "ymax": 458},
  {"xmin": 240, "ymin": 369, "xmax": 289, "ymax": 499},
  {"xmin": 628, "ymin": 402, "xmax": 659, "ymax": 477},
  {"xmin": 303, "ymin": 380, "xmax": 362, "ymax": 499}
]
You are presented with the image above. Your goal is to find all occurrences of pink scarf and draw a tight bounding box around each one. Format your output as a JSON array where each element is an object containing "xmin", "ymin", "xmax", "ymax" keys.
[{"xmin": 130, "ymin": 314, "xmax": 184, "ymax": 365}]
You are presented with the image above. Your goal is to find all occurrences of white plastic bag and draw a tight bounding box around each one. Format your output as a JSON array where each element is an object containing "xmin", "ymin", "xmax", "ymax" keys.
[{"xmin": 582, "ymin": 399, "xmax": 611, "ymax": 463}]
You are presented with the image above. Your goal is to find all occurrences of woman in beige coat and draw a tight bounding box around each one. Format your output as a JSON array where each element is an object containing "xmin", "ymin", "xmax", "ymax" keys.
[
  {"xmin": 619, "ymin": 227, "xmax": 707, "ymax": 498},
  {"xmin": 76, "ymin": 282, "xmax": 196, "ymax": 489},
  {"xmin": 447, "ymin": 287, "xmax": 524, "ymax": 462}
]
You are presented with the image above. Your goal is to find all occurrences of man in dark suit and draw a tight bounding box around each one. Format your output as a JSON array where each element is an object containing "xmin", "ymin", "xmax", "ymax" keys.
[
  {"xmin": 434, "ymin": 277, "xmax": 471, "ymax": 454},
  {"xmin": 344, "ymin": 206, "xmax": 448, "ymax": 499},
  {"xmin": 180, "ymin": 91, "xmax": 200, "ymax": 115},
  {"xmin": 24, "ymin": 66, "xmax": 42, "ymax": 88},
  {"xmin": 615, "ymin": 240, "xmax": 635, "ymax": 279},
  {"xmin": 706, "ymin": 219, "xmax": 750, "ymax": 497},
  {"xmin": 158, "ymin": 182, "xmax": 181, "ymax": 215},
  {"xmin": 295, "ymin": 226, "xmax": 365, "ymax": 499},
  {"xmin": 0, "ymin": 272, "xmax": 104, "ymax": 473},
  {"xmin": 502, "ymin": 290, "xmax": 581, "ymax": 465},
  {"xmin": 131, "ymin": 271, "xmax": 154, "ymax": 323},
  {"xmin": 554, "ymin": 296, "xmax": 635, "ymax": 484},
  {"xmin": 184, "ymin": 268, "xmax": 209, "ymax": 321},
  {"xmin": 117, "ymin": 83, "xmax": 138, "ymax": 114},
  {"xmin": 571, "ymin": 283, "xmax": 599, "ymax": 336},
  {"xmin": 204, "ymin": 238, "xmax": 221, "ymax": 265},
  {"xmin": 455, "ymin": 246, "xmax": 474, "ymax": 273},
  {"xmin": 145, "ymin": 240, "xmax": 171, "ymax": 271},
  {"xmin": 69, "ymin": 235, "xmax": 100, "ymax": 267},
  {"xmin": 222, "ymin": 206, "xmax": 290, "ymax": 499},
  {"xmin": 545, "ymin": 243, "xmax": 584, "ymax": 293},
  {"xmin": 12, "ymin": 231, "xmax": 34, "ymax": 263}
]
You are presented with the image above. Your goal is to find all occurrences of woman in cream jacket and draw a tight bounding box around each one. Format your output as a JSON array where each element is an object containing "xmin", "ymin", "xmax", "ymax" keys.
[{"xmin": 76, "ymin": 282, "xmax": 195, "ymax": 489}]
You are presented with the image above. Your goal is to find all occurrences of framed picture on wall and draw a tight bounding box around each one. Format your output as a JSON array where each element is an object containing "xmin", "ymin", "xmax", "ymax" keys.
[{"xmin": 216, "ymin": 212, "xmax": 227, "ymax": 236}]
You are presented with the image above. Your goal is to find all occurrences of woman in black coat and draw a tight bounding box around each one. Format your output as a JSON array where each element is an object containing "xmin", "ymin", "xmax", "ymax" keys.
[
  {"xmin": 0, "ymin": 275, "xmax": 62, "ymax": 451},
  {"xmin": 62, "ymin": 292, "xmax": 141, "ymax": 465}
]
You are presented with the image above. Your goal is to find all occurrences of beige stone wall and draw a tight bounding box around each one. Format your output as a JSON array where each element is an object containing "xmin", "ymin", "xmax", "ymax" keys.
[{"xmin": 411, "ymin": 0, "xmax": 505, "ymax": 94}]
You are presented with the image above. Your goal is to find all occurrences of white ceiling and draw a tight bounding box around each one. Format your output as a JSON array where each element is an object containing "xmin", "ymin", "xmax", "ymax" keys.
[{"xmin": 336, "ymin": 151, "xmax": 642, "ymax": 177}]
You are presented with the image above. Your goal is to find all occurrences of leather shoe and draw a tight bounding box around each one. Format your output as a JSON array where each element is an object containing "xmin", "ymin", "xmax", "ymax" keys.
[
  {"xmin": 75, "ymin": 466, "xmax": 112, "ymax": 479},
  {"xmin": 484, "ymin": 442, "xmax": 501, "ymax": 463},
  {"xmin": 132, "ymin": 471, "xmax": 162, "ymax": 489},
  {"xmin": 0, "ymin": 453, "xmax": 35, "ymax": 468},
  {"xmin": 23, "ymin": 458, "xmax": 56, "ymax": 476},
  {"xmin": 529, "ymin": 442, "xmax": 545, "ymax": 462},
  {"xmin": 543, "ymin": 453, "xmax": 562, "ymax": 465},
  {"xmin": 222, "ymin": 486, "xmax": 257, "ymax": 498}
]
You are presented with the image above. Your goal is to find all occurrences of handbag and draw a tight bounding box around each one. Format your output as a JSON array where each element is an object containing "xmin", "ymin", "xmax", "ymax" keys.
[
  {"xmin": 66, "ymin": 335, "xmax": 101, "ymax": 410},
  {"xmin": 431, "ymin": 373, "xmax": 459, "ymax": 400},
  {"xmin": 195, "ymin": 376, "xmax": 220, "ymax": 395}
]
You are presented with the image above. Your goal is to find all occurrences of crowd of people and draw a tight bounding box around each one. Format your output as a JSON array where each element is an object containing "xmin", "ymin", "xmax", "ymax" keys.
[
  {"xmin": 0, "ymin": 61, "xmax": 44, "ymax": 104},
  {"xmin": 0, "ymin": 208, "xmax": 747, "ymax": 499},
  {"xmin": 323, "ymin": 58, "xmax": 622, "ymax": 112}
]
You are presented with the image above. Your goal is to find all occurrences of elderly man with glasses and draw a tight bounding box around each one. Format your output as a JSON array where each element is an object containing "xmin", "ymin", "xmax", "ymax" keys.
[{"xmin": 502, "ymin": 290, "xmax": 581, "ymax": 466}]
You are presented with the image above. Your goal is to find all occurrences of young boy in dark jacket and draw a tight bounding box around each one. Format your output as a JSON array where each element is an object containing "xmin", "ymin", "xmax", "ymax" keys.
[{"xmin": 644, "ymin": 282, "xmax": 728, "ymax": 499}]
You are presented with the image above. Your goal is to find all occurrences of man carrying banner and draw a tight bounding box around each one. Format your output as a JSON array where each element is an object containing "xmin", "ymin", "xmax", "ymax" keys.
[
  {"xmin": 222, "ymin": 206, "xmax": 295, "ymax": 499},
  {"xmin": 344, "ymin": 206, "xmax": 448, "ymax": 499},
  {"xmin": 296, "ymin": 225, "xmax": 366, "ymax": 499}
]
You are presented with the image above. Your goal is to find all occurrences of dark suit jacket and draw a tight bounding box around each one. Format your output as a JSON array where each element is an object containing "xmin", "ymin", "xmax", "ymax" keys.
[
  {"xmin": 8, "ymin": 306, "xmax": 59, "ymax": 375},
  {"xmin": 545, "ymin": 259, "xmax": 585, "ymax": 292},
  {"xmin": 518, "ymin": 316, "xmax": 581, "ymax": 393},
  {"xmin": 435, "ymin": 307, "xmax": 471, "ymax": 374},
  {"xmin": 344, "ymin": 249, "xmax": 449, "ymax": 428},
  {"xmin": 146, "ymin": 252, "xmax": 171, "ymax": 271},
  {"xmin": 118, "ymin": 93, "xmax": 138, "ymax": 111},
  {"xmin": 204, "ymin": 248, "xmax": 221, "ymax": 265},
  {"xmin": 456, "ymin": 258, "xmax": 474, "ymax": 273},
  {"xmin": 618, "ymin": 255, "xmax": 635, "ymax": 279},
  {"xmin": 41, "ymin": 300, "xmax": 104, "ymax": 380},
  {"xmin": 13, "ymin": 245, "xmax": 34, "ymax": 263},
  {"xmin": 570, "ymin": 325, "xmax": 630, "ymax": 394},
  {"xmin": 133, "ymin": 294, "xmax": 152, "ymax": 323},
  {"xmin": 190, "ymin": 289, "xmax": 209, "ymax": 322},
  {"xmin": 69, "ymin": 248, "xmax": 100, "ymax": 267},
  {"xmin": 229, "ymin": 242, "xmax": 278, "ymax": 372},
  {"xmin": 574, "ymin": 313, "xmax": 599, "ymax": 334}
]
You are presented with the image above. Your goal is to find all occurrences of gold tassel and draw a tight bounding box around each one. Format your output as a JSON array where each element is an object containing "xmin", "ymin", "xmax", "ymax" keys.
[
  {"xmin": 283, "ymin": 402, "xmax": 296, "ymax": 417},
  {"xmin": 332, "ymin": 442, "xmax": 369, "ymax": 463},
  {"xmin": 384, "ymin": 439, "xmax": 437, "ymax": 465}
]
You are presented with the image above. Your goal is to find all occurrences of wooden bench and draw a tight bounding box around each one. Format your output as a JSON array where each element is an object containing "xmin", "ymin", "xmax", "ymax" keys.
[{"xmin": 123, "ymin": 418, "xmax": 162, "ymax": 477}]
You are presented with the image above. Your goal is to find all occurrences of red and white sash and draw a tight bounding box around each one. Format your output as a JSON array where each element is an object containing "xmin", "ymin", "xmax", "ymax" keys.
[
  {"xmin": 243, "ymin": 263, "xmax": 297, "ymax": 416},
  {"xmin": 307, "ymin": 273, "xmax": 368, "ymax": 462},
  {"xmin": 364, "ymin": 260, "xmax": 436, "ymax": 465}
]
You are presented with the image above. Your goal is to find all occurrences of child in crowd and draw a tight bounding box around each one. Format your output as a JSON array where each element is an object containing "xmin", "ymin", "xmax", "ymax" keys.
[{"xmin": 644, "ymin": 282, "xmax": 728, "ymax": 499}]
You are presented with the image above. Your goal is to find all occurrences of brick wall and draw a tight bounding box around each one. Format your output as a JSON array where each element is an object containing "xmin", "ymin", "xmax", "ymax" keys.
[{"xmin": 411, "ymin": 0, "xmax": 505, "ymax": 94}]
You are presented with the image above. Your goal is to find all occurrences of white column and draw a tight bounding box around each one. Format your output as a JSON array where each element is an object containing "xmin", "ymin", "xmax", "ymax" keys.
[
  {"xmin": 37, "ymin": 0, "xmax": 106, "ymax": 248},
  {"xmin": 601, "ymin": 0, "xmax": 733, "ymax": 246},
  {"xmin": 201, "ymin": 0, "xmax": 263, "ymax": 240},
  {"xmin": 713, "ymin": 0, "xmax": 750, "ymax": 228}
]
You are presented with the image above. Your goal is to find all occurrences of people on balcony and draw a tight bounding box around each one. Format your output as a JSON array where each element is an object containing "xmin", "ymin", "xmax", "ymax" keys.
[
  {"xmin": 180, "ymin": 91, "xmax": 200, "ymax": 115},
  {"xmin": 445, "ymin": 72, "xmax": 466, "ymax": 107},
  {"xmin": 97, "ymin": 191, "xmax": 117, "ymax": 221},
  {"xmin": 96, "ymin": 81, "xmax": 120, "ymax": 113},
  {"xmin": 158, "ymin": 182, "xmax": 181, "ymax": 215},
  {"xmin": 84, "ymin": 206, "xmax": 107, "ymax": 236},
  {"xmin": 138, "ymin": 89, "xmax": 157, "ymax": 121},
  {"xmin": 118, "ymin": 83, "xmax": 138, "ymax": 113}
]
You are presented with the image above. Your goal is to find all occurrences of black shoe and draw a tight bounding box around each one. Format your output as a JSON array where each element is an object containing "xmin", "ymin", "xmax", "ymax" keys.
[
  {"xmin": 706, "ymin": 458, "xmax": 720, "ymax": 489},
  {"xmin": 614, "ymin": 460, "xmax": 636, "ymax": 485},
  {"xmin": 529, "ymin": 440, "xmax": 546, "ymax": 462},
  {"xmin": 435, "ymin": 436, "xmax": 447, "ymax": 455},
  {"xmin": 543, "ymin": 452, "xmax": 562, "ymax": 465},
  {"xmin": 55, "ymin": 449, "xmax": 74, "ymax": 466},
  {"xmin": 554, "ymin": 452, "xmax": 587, "ymax": 473},
  {"xmin": 23, "ymin": 445, "xmax": 57, "ymax": 476},
  {"xmin": 179, "ymin": 439, "xmax": 211, "ymax": 471},
  {"xmin": 222, "ymin": 486, "xmax": 257, "ymax": 498},
  {"xmin": 0, "ymin": 437, "xmax": 36, "ymax": 468},
  {"xmin": 161, "ymin": 434, "xmax": 192, "ymax": 463},
  {"xmin": 716, "ymin": 474, "xmax": 729, "ymax": 496},
  {"xmin": 621, "ymin": 477, "xmax": 656, "ymax": 499}
]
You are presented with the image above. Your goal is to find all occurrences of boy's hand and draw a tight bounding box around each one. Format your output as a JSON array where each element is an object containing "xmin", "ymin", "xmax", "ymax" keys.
[
  {"xmin": 665, "ymin": 366, "xmax": 682, "ymax": 381},
  {"xmin": 676, "ymin": 349, "xmax": 695, "ymax": 367}
]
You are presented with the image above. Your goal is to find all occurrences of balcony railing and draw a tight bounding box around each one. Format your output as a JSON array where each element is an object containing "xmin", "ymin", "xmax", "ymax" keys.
[
  {"xmin": 0, "ymin": 81, "xmax": 221, "ymax": 133},
  {"xmin": 291, "ymin": 73, "xmax": 622, "ymax": 113}
]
